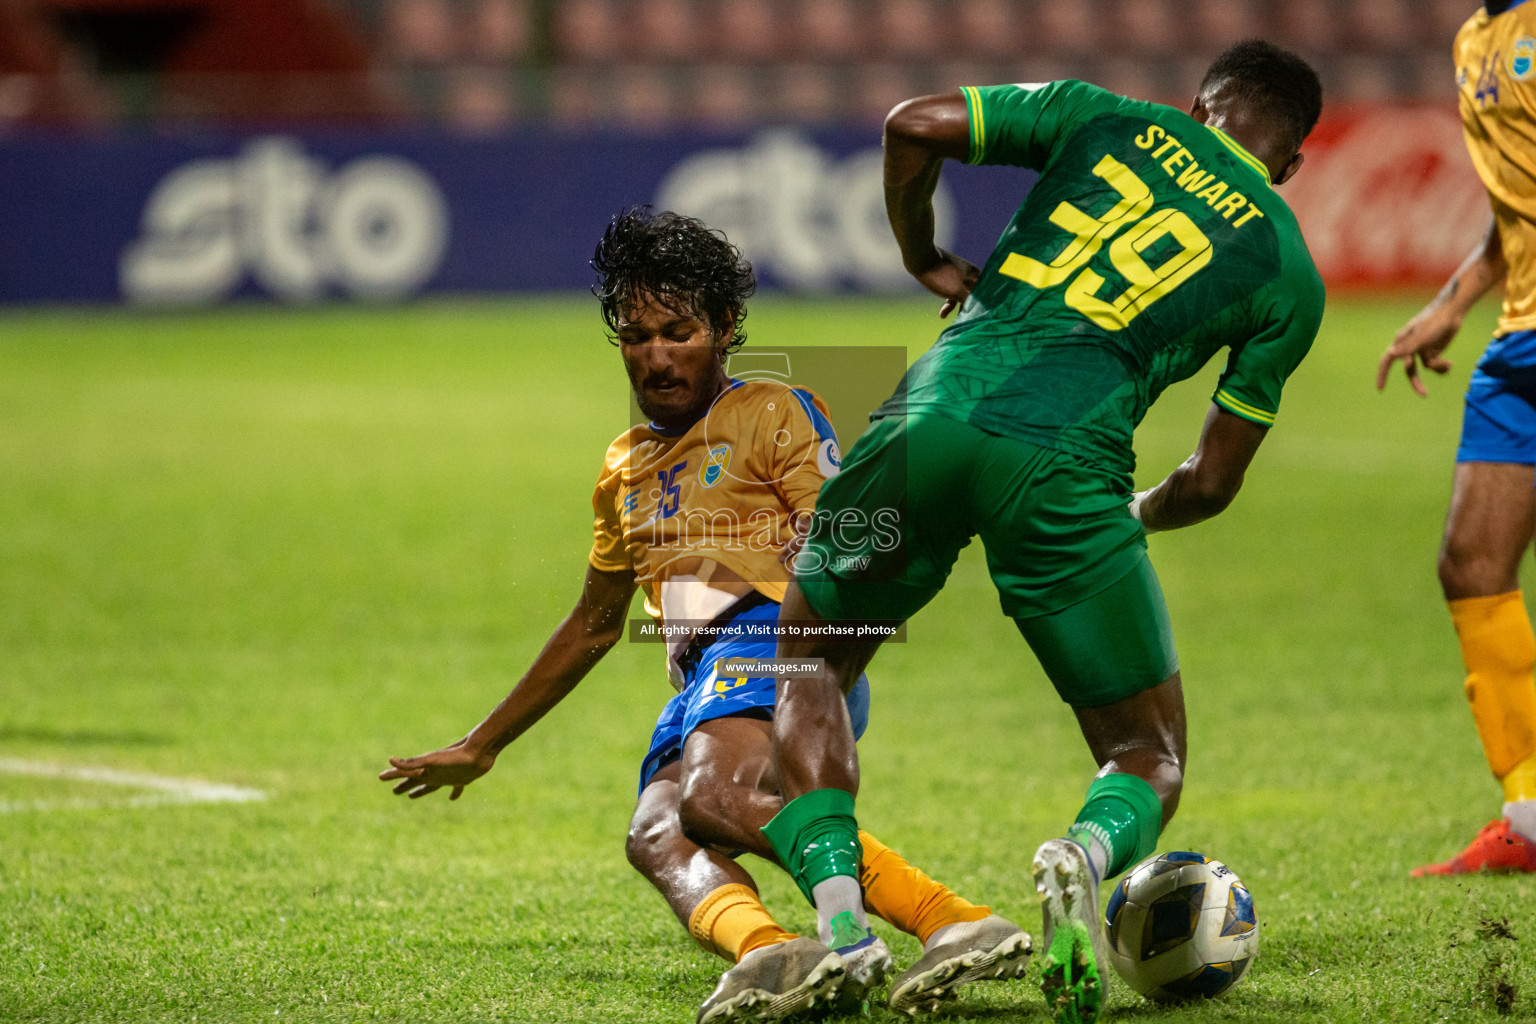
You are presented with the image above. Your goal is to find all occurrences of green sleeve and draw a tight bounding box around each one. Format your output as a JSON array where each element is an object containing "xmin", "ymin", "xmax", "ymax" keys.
[
  {"xmin": 961, "ymin": 79, "xmax": 1124, "ymax": 169},
  {"xmin": 1212, "ymin": 264, "xmax": 1325, "ymax": 427}
]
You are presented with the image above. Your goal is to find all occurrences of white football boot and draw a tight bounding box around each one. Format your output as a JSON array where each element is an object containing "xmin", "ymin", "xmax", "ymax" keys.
[
  {"xmin": 1033, "ymin": 838, "xmax": 1110, "ymax": 1024},
  {"xmin": 887, "ymin": 914, "xmax": 1033, "ymax": 1016},
  {"xmin": 826, "ymin": 910, "xmax": 893, "ymax": 1012},
  {"xmin": 696, "ymin": 937, "xmax": 845, "ymax": 1024}
]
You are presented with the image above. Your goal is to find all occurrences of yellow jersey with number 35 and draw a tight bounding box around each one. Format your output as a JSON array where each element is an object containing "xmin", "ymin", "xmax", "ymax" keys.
[
  {"xmin": 1457, "ymin": 1, "xmax": 1536, "ymax": 333},
  {"xmin": 588, "ymin": 379, "xmax": 841, "ymax": 636}
]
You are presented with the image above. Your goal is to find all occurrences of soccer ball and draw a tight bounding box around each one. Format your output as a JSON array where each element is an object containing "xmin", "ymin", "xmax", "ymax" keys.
[{"xmin": 1103, "ymin": 851, "xmax": 1259, "ymax": 1002}]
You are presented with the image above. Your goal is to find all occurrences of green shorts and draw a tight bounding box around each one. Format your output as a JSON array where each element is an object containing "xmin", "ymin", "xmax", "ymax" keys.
[{"xmin": 796, "ymin": 413, "xmax": 1177, "ymax": 707}]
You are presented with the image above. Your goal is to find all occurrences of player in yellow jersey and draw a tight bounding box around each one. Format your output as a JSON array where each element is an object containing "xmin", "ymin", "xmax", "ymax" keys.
[
  {"xmin": 1378, "ymin": 0, "xmax": 1536, "ymax": 874},
  {"xmin": 379, "ymin": 209, "xmax": 1032, "ymax": 1021}
]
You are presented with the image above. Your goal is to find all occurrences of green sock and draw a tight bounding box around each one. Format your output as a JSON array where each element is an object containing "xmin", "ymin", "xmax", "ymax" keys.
[
  {"xmin": 761, "ymin": 788, "xmax": 861, "ymax": 904},
  {"xmin": 1067, "ymin": 773, "xmax": 1162, "ymax": 879}
]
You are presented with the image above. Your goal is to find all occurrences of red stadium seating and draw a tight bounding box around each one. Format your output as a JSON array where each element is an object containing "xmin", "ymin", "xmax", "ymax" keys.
[{"xmin": 0, "ymin": 0, "xmax": 1481, "ymax": 127}]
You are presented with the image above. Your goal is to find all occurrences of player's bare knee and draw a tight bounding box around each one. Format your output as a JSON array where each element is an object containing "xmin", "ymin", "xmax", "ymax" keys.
[
  {"xmin": 1437, "ymin": 541, "xmax": 1472, "ymax": 594},
  {"xmin": 625, "ymin": 796, "xmax": 682, "ymax": 873},
  {"xmin": 1437, "ymin": 543, "xmax": 1517, "ymax": 599},
  {"xmin": 623, "ymin": 821, "xmax": 660, "ymax": 873}
]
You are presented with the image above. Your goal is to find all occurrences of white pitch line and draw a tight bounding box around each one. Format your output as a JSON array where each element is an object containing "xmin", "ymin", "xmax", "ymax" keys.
[{"xmin": 0, "ymin": 758, "xmax": 266, "ymax": 813}]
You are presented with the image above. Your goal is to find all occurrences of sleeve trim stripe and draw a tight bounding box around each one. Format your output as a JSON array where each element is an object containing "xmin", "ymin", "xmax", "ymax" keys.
[
  {"xmin": 789, "ymin": 387, "xmax": 838, "ymax": 443},
  {"xmin": 962, "ymin": 86, "xmax": 985, "ymax": 164},
  {"xmin": 1215, "ymin": 389, "xmax": 1276, "ymax": 425}
]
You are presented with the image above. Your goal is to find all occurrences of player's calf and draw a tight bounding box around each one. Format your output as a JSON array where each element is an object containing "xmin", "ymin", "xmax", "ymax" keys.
[{"xmin": 625, "ymin": 775, "xmax": 688, "ymax": 880}]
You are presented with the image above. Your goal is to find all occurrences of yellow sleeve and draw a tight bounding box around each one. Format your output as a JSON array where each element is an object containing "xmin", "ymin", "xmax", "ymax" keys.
[{"xmin": 588, "ymin": 446, "xmax": 631, "ymax": 572}]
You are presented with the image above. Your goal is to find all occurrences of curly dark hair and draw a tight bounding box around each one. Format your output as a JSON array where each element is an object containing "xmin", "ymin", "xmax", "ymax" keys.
[
  {"xmin": 591, "ymin": 208, "xmax": 756, "ymax": 352},
  {"xmin": 1199, "ymin": 40, "xmax": 1323, "ymax": 156}
]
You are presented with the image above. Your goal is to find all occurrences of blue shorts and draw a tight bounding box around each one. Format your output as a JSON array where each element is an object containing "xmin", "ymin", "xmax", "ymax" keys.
[
  {"xmin": 638, "ymin": 599, "xmax": 872, "ymax": 793},
  {"xmin": 1459, "ymin": 329, "xmax": 1536, "ymax": 465}
]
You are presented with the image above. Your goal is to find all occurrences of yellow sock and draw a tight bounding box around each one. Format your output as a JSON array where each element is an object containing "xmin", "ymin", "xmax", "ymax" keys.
[
  {"xmin": 1449, "ymin": 592, "xmax": 1536, "ymax": 789},
  {"xmin": 1506, "ymin": 750, "xmax": 1536, "ymax": 804},
  {"xmin": 688, "ymin": 884, "xmax": 795, "ymax": 963},
  {"xmin": 858, "ymin": 830, "xmax": 990, "ymax": 945}
]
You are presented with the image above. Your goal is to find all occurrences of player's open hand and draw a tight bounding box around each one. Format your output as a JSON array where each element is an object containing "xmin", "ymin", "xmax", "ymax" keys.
[
  {"xmin": 1377, "ymin": 304, "xmax": 1460, "ymax": 396},
  {"xmin": 379, "ymin": 740, "xmax": 495, "ymax": 800},
  {"xmin": 912, "ymin": 248, "xmax": 981, "ymax": 318}
]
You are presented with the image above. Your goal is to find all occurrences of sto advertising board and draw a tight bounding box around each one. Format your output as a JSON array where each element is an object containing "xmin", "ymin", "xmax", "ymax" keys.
[{"xmin": 0, "ymin": 105, "xmax": 1485, "ymax": 305}]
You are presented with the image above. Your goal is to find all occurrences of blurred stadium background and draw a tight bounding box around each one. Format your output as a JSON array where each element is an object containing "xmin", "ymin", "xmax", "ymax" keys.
[
  {"xmin": 0, "ymin": 0, "xmax": 1474, "ymax": 126},
  {"xmin": 0, "ymin": 0, "xmax": 1489, "ymax": 304}
]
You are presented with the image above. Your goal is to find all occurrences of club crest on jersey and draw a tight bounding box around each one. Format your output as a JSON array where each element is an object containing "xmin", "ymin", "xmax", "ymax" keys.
[
  {"xmin": 816, "ymin": 438, "xmax": 842, "ymax": 477},
  {"xmin": 1512, "ymin": 37, "xmax": 1536, "ymax": 80},
  {"xmin": 699, "ymin": 443, "xmax": 732, "ymax": 487}
]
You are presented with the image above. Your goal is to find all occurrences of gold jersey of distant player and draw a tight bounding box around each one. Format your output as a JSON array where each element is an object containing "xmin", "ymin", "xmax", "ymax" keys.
[
  {"xmin": 589, "ymin": 378, "xmax": 842, "ymax": 675},
  {"xmin": 1458, "ymin": 0, "xmax": 1536, "ymax": 333}
]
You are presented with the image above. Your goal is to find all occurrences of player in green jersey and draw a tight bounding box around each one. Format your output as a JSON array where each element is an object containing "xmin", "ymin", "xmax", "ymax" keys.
[{"xmin": 757, "ymin": 41, "xmax": 1324, "ymax": 1023}]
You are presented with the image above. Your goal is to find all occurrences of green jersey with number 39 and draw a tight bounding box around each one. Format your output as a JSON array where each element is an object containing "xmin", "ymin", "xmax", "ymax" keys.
[{"xmin": 876, "ymin": 79, "xmax": 1326, "ymax": 477}]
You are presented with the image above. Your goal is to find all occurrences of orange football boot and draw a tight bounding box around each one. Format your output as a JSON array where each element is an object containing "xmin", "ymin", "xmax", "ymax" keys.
[{"xmin": 1411, "ymin": 819, "xmax": 1536, "ymax": 876}]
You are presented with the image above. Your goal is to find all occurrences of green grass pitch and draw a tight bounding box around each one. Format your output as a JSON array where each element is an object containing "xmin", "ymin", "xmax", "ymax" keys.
[{"xmin": 3, "ymin": 294, "xmax": 1534, "ymax": 1023}]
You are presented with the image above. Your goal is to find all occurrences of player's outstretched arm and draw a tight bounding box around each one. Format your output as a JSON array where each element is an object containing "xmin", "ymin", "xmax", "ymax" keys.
[
  {"xmin": 379, "ymin": 564, "xmax": 636, "ymax": 800},
  {"xmin": 1377, "ymin": 215, "xmax": 1504, "ymax": 396},
  {"xmin": 1132, "ymin": 406, "xmax": 1268, "ymax": 533},
  {"xmin": 884, "ymin": 93, "xmax": 980, "ymax": 317}
]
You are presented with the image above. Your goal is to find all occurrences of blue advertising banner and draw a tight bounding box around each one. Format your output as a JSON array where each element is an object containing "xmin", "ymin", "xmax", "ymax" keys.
[{"xmin": 0, "ymin": 127, "xmax": 1035, "ymax": 305}]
